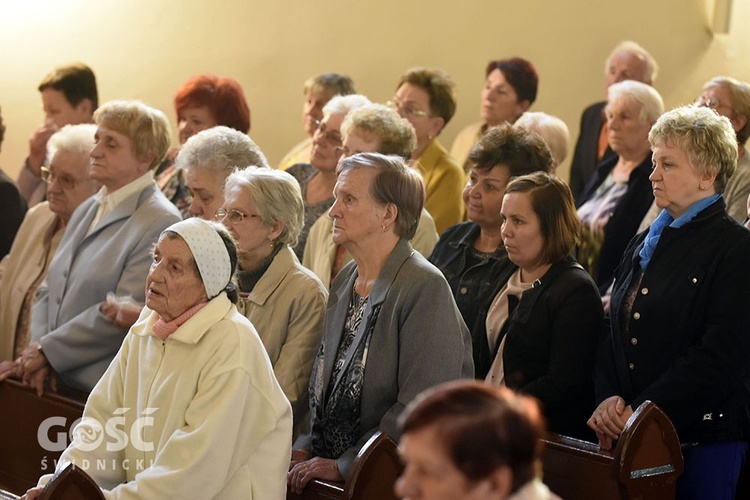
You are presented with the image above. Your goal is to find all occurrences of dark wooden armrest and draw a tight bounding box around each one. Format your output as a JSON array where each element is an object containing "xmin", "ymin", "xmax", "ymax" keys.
[{"xmin": 287, "ymin": 431, "xmax": 403, "ymax": 500}]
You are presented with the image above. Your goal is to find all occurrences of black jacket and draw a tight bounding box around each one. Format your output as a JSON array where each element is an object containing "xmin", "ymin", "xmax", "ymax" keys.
[
  {"xmin": 569, "ymin": 101, "xmax": 616, "ymax": 203},
  {"xmin": 501, "ymin": 257, "xmax": 603, "ymax": 440},
  {"xmin": 596, "ymin": 198, "xmax": 750, "ymax": 444},
  {"xmin": 577, "ymin": 152, "xmax": 654, "ymax": 294},
  {"xmin": 428, "ymin": 221, "xmax": 511, "ymax": 378}
]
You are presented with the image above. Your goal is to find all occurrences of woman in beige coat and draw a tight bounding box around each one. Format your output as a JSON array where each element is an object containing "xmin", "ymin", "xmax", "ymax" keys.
[{"xmin": 218, "ymin": 167, "xmax": 328, "ymax": 439}]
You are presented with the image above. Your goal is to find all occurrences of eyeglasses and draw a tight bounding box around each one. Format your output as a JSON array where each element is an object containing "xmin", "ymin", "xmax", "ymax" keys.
[
  {"xmin": 214, "ymin": 208, "xmax": 261, "ymax": 224},
  {"xmin": 314, "ymin": 123, "xmax": 342, "ymax": 146},
  {"xmin": 40, "ymin": 166, "xmax": 83, "ymax": 190},
  {"xmin": 696, "ymin": 96, "xmax": 733, "ymax": 113},
  {"xmin": 387, "ymin": 99, "xmax": 429, "ymax": 117}
]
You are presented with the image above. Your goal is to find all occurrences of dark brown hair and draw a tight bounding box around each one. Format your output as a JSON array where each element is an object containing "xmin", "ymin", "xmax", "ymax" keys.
[
  {"xmin": 38, "ymin": 63, "xmax": 98, "ymax": 109},
  {"xmin": 468, "ymin": 123, "xmax": 553, "ymax": 175},
  {"xmin": 400, "ymin": 380, "xmax": 545, "ymax": 493},
  {"xmin": 505, "ymin": 172, "xmax": 581, "ymax": 265},
  {"xmin": 485, "ymin": 58, "xmax": 538, "ymax": 105}
]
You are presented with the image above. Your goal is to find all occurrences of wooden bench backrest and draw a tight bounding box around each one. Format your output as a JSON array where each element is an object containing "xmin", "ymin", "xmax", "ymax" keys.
[
  {"xmin": 287, "ymin": 431, "xmax": 402, "ymax": 500},
  {"xmin": 541, "ymin": 400, "xmax": 683, "ymax": 500},
  {"xmin": 0, "ymin": 380, "xmax": 85, "ymax": 496}
]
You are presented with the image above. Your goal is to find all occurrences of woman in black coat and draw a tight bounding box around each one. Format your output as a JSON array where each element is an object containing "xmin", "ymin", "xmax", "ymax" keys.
[
  {"xmin": 589, "ymin": 106, "xmax": 750, "ymax": 500},
  {"xmin": 485, "ymin": 172, "xmax": 603, "ymax": 439}
]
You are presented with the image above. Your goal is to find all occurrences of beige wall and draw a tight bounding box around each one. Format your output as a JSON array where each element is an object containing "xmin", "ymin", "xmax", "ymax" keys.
[{"xmin": 1, "ymin": 0, "xmax": 748, "ymax": 184}]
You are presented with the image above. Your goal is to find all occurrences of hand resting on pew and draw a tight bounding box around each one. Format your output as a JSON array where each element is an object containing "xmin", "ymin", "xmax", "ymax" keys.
[{"xmin": 587, "ymin": 395, "xmax": 634, "ymax": 450}]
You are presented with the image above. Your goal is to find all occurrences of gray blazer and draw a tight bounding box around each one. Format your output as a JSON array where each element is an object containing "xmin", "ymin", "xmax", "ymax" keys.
[
  {"xmin": 296, "ymin": 238, "xmax": 474, "ymax": 476},
  {"xmin": 31, "ymin": 181, "xmax": 181, "ymax": 391}
]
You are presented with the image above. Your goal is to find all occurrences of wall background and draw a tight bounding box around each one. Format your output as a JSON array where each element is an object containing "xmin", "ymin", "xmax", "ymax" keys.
[{"xmin": 1, "ymin": 0, "xmax": 748, "ymax": 183}]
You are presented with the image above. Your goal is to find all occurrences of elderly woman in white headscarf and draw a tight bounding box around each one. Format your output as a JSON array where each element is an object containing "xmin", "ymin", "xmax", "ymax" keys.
[{"xmin": 23, "ymin": 218, "xmax": 292, "ymax": 500}]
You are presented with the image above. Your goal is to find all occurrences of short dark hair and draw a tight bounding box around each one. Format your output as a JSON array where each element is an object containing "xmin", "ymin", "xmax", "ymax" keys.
[
  {"xmin": 174, "ymin": 74, "xmax": 251, "ymax": 133},
  {"xmin": 336, "ymin": 152, "xmax": 424, "ymax": 240},
  {"xmin": 397, "ymin": 67, "xmax": 457, "ymax": 125},
  {"xmin": 468, "ymin": 124, "xmax": 554, "ymax": 176},
  {"xmin": 505, "ymin": 172, "xmax": 581, "ymax": 265},
  {"xmin": 38, "ymin": 63, "xmax": 98, "ymax": 109},
  {"xmin": 485, "ymin": 58, "xmax": 538, "ymax": 105},
  {"xmin": 400, "ymin": 380, "xmax": 545, "ymax": 494},
  {"xmin": 304, "ymin": 73, "xmax": 356, "ymax": 96}
]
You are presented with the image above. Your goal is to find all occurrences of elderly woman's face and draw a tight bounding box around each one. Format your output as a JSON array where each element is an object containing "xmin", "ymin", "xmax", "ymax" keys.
[
  {"xmin": 606, "ymin": 97, "xmax": 652, "ymax": 157},
  {"xmin": 393, "ymin": 83, "xmax": 442, "ymax": 150},
  {"xmin": 90, "ymin": 125, "xmax": 151, "ymax": 192},
  {"xmin": 45, "ymin": 149, "xmax": 99, "ymax": 223},
  {"xmin": 329, "ymin": 167, "xmax": 387, "ymax": 248},
  {"xmin": 146, "ymin": 234, "xmax": 208, "ymax": 322},
  {"xmin": 463, "ymin": 165, "xmax": 509, "ymax": 230},
  {"xmin": 481, "ymin": 69, "xmax": 526, "ymax": 127},
  {"xmin": 220, "ymin": 186, "xmax": 281, "ymax": 270},
  {"xmin": 501, "ymin": 191, "xmax": 545, "ymax": 273},
  {"xmin": 341, "ymin": 128, "xmax": 381, "ymax": 158},
  {"xmin": 396, "ymin": 425, "xmax": 509, "ymax": 500},
  {"xmin": 650, "ymin": 141, "xmax": 715, "ymax": 219},
  {"xmin": 178, "ymin": 106, "xmax": 218, "ymax": 145},
  {"xmin": 311, "ymin": 112, "xmax": 345, "ymax": 173},
  {"xmin": 303, "ymin": 88, "xmax": 335, "ymax": 137},
  {"xmin": 185, "ymin": 168, "xmax": 228, "ymax": 219}
]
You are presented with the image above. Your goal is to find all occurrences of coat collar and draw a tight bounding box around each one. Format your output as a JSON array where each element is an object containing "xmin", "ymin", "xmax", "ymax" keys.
[
  {"xmin": 134, "ymin": 292, "xmax": 233, "ymax": 345},
  {"xmin": 323, "ymin": 239, "xmax": 414, "ymax": 393},
  {"xmin": 243, "ymin": 245, "xmax": 297, "ymax": 306}
]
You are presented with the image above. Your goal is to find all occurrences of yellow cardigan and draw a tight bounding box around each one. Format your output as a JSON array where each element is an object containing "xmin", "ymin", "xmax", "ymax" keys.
[{"xmin": 414, "ymin": 139, "xmax": 466, "ymax": 234}]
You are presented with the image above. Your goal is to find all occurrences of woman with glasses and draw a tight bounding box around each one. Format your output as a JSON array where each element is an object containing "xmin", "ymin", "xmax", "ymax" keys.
[
  {"xmin": 286, "ymin": 94, "xmax": 371, "ymax": 260},
  {"xmin": 0, "ymin": 124, "xmax": 99, "ymax": 367},
  {"xmin": 303, "ymin": 103, "xmax": 439, "ymax": 288},
  {"xmin": 217, "ymin": 167, "xmax": 328, "ymax": 440},
  {"xmin": 391, "ymin": 67, "xmax": 464, "ymax": 234},
  {"xmin": 279, "ymin": 73, "xmax": 356, "ymax": 171},
  {"xmin": 7, "ymin": 100, "xmax": 181, "ymax": 395},
  {"xmin": 451, "ymin": 58, "xmax": 539, "ymax": 174}
]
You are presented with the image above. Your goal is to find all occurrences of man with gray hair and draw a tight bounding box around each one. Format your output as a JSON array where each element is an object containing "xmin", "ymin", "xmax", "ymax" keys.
[{"xmin": 569, "ymin": 41, "xmax": 658, "ymax": 202}]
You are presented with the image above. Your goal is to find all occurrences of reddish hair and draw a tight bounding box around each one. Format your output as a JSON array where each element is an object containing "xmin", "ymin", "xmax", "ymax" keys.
[{"xmin": 174, "ymin": 74, "xmax": 251, "ymax": 133}]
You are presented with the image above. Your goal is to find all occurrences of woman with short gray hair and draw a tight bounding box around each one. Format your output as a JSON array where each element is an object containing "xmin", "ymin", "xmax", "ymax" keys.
[
  {"xmin": 176, "ymin": 125, "xmax": 268, "ymax": 219},
  {"xmin": 219, "ymin": 167, "xmax": 328, "ymax": 440},
  {"xmin": 576, "ymin": 80, "xmax": 664, "ymax": 293}
]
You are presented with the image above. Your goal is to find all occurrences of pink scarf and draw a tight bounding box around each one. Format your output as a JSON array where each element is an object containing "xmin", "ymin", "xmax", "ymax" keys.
[{"xmin": 152, "ymin": 301, "xmax": 208, "ymax": 340}]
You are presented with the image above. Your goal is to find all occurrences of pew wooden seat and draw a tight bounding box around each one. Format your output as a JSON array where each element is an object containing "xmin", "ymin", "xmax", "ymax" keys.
[
  {"xmin": 0, "ymin": 379, "xmax": 85, "ymax": 498},
  {"xmin": 287, "ymin": 431, "xmax": 402, "ymax": 500},
  {"xmin": 541, "ymin": 400, "xmax": 683, "ymax": 500}
]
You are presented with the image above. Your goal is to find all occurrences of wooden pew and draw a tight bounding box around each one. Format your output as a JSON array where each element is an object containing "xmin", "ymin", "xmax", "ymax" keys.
[
  {"xmin": 287, "ymin": 431, "xmax": 403, "ymax": 500},
  {"xmin": 0, "ymin": 379, "xmax": 85, "ymax": 498},
  {"xmin": 541, "ymin": 400, "xmax": 683, "ymax": 500}
]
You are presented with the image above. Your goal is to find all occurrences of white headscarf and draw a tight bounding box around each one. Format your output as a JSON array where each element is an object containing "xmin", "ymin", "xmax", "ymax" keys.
[{"xmin": 165, "ymin": 218, "xmax": 231, "ymax": 299}]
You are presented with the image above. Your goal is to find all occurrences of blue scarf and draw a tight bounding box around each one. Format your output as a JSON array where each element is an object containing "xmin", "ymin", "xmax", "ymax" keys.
[{"xmin": 639, "ymin": 194, "xmax": 721, "ymax": 270}]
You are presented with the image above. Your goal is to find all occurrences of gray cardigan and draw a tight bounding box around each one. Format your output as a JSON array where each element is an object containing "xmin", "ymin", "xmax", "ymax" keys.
[{"xmin": 295, "ymin": 238, "xmax": 474, "ymax": 476}]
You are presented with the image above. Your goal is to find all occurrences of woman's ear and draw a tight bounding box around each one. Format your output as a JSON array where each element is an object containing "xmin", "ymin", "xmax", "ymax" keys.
[
  {"xmin": 429, "ymin": 116, "xmax": 446, "ymax": 139},
  {"xmin": 383, "ymin": 203, "xmax": 399, "ymax": 228},
  {"xmin": 485, "ymin": 465, "xmax": 513, "ymax": 499},
  {"xmin": 269, "ymin": 221, "xmax": 285, "ymax": 242}
]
